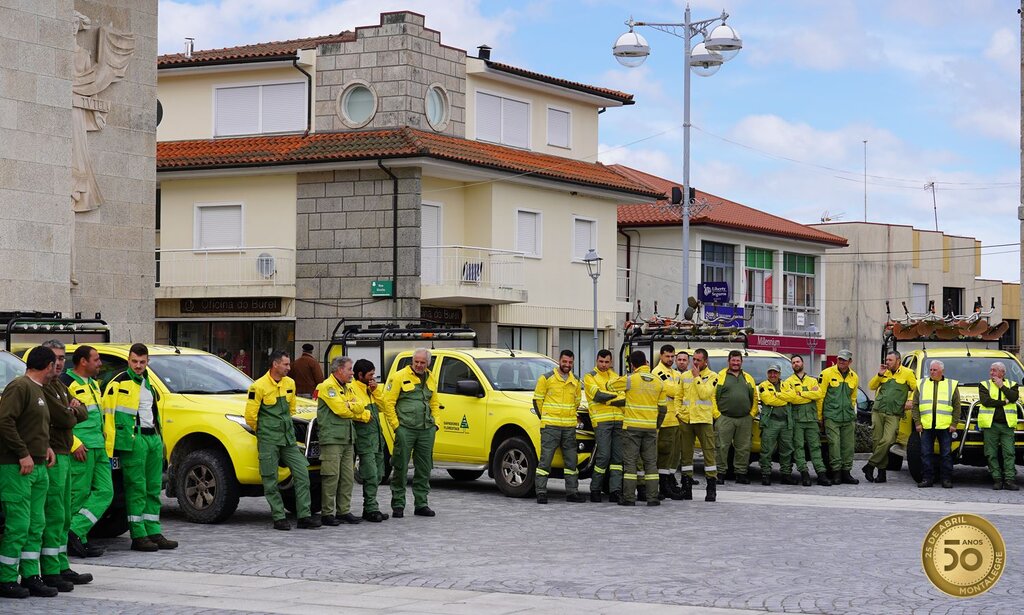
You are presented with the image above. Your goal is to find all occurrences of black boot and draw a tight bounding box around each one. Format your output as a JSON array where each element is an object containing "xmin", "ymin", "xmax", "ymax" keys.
[
  {"xmin": 801, "ymin": 470, "xmax": 812, "ymax": 487},
  {"xmin": 681, "ymin": 475, "xmax": 693, "ymax": 500},
  {"xmin": 816, "ymin": 472, "xmax": 832, "ymax": 486},
  {"xmin": 780, "ymin": 473, "xmax": 798, "ymax": 485},
  {"xmin": 862, "ymin": 463, "xmax": 875, "ymax": 483},
  {"xmin": 875, "ymin": 469, "xmax": 887, "ymax": 483},
  {"xmin": 668, "ymin": 474, "xmax": 685, "ymax": 500},
  {"xmin": 841, "ymin": 470, "xmax": 860, "ymax": 485},
  {"xmin": 657, "ymin": 475, "xmax": 669, "ymax": 500},
  {"xmin": 705, "ymin": 479, "xmax": 717, "ymax": 502},
  {"xmin": 761, "ymin": 475, "xmax": 771, "ymax": 486}
]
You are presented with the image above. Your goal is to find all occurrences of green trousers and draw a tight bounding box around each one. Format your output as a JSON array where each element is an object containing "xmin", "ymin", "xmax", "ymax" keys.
[
  {"xmin": 121, "ymin": 432, "xmax": 164, "ymax": 539},
  {"xmin": 258, "ymin": 438, "xmax": 311, "ymax": 521},
  {"xmin": 320, "ymin": 443, "xmax": 355, "ymax": 516},
  {"xmin": 983, "ymin": 422, "xmax": 1017, "ymax": 481},
  {"xmin": 717, "ymin": 414, "xmax": 753, "ymax": 476},
  {"xmin": 622, "ymin": 428, "xmax": 658, "ymax": 503},
  {"xmin": 0, "ymin": 464, "xmax": 48, "ymax": 582},
  {"xmin": 759, "ymin": 417, "xmax": 794, "ymax": 477},
  {"xmin": 868, "ymin": 412, "xmax": 902, "ymax": 469},
  {"xmin": 680, "ymin": 422, "xmax": 717, "ymax": 477},
  {"xmin": 69, "ymin": 447, "xmax": 113, "ymax": 543},
  {"xmin": 589, "ymin": 421, "xmax": 622, "ymax": 495},
  {"xmin": 793, "ymin": 421, "xmax": 827, "ymax": 473},
  {"xmin": 41, "ymin": 454, "xmax": 72, "ymax": 575},
  {"xmin": 390, "ymin": 426, "xmax": 435, "ymax": 510},
  {"xmin": 825, "ymin": 419, "xmax": 856, "ymax": 471},
  {"xmin": 536, "ymin": 426, "xmax": 578, "ymax": 497},
  {"xmin": 355, "ymin": 421, "xmax": 385, "ymax": 514},
  {"xmin": 657, "ymin": 424, "xmax": 681, "ymax": 475}
]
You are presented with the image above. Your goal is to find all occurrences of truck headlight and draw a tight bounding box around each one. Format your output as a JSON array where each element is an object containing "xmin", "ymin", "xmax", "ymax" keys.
[{"xmin": 225, "ymin": 414, "xmax": 255, "ymax": 435}]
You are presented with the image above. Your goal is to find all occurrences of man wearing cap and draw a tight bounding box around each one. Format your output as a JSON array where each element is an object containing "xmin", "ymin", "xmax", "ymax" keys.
[
  {"xmin": 757, "ymin": 363, "xmax": 796, "ymax": 486},
  {"xmin": 864, "ymin": 351, "xmax": 915, "ymax": 483},
  {"xmin": 291, "ymin": 344, "xmax": 323, "ymax": 399},
  {"xmin": 818, "ymin": 349, "xmax": 860, "ymax": 485},
  {"xmin": 783, "ymin": 355, "xmax": 830, "ymax": 487}
]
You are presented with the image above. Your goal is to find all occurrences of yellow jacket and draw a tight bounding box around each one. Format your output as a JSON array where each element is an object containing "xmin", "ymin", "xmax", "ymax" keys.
[
  {"xmin": 652, "ymin": 363, "xmax": 681, "ymax": 427},
  {"xmin": 583, "ymin": 368, "xmax": 624, "ymax": 424},
  {"xmin": 781, "ymin": 373, "xmax": 825, "ymax": 421},
  {"xmin": 315, "ymin": 375, "xmax": 371, "ymax": 421},
  {"xmin": 244, "ymin": 372, "xmax": 297, "ymax": 431},
  {"xmin": 351, "ymin": 379, "xmax": 389, "ymax": 426},
  {"xmin": 533, "ymin": 369, "xmax": 582, "ymax": 428},
  {"xmin": 608, "ymin": 365, "xmax": 667, "ymax": 431},
  {"xmin": 758, "ymin": 378, "xmax": 790, "ymax": 422},
  {"xmin": 679, "ymin": 367, "xmax": 718, "ymax": 424}
]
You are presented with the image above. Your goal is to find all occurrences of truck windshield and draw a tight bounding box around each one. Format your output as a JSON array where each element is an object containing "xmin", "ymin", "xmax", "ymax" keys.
[
  {"xmin": 0, "ymin": 351, "xmax": 26, "ymax": 392},
  {"xmin": 922, "ymin": 357, "xmax": 1024, "ymax": 386},
  {"xmin": 707, "ymin": 356, "xmax": 794, "ymax": 384},
  {"xmin": 148, "ymin": 354, "xmax": 253, "ymax": 394},
  {"xmin": 476, "ymin": 357, "xmax": 558, "ymax": 391}
]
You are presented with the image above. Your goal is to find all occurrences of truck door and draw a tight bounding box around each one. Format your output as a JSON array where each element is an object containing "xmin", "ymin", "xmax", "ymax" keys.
[{"xmin": 433, "ymin": 356, "xmax": 487, "ymax": 461}]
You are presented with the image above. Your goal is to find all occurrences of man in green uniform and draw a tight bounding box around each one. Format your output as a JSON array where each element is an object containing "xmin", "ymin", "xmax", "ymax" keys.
[
  {"xmin": 913, "ymin": 360, "xmax": 960, "ymax": 488},
  {"xmin": 382, "ymin": 348, "xmax": 441, "ymax": 517},
  {"xmin": 351, "ymin": 359, "xmax": 390, "ymax": 521},
  {"xmin": 60, "ymin": 345, "xmax": 109, "ymax": 559},
  {"xmin": 0, "ymin": 346, "xmax": 58, "ymax": 599},
  {"xmin": 103, "ymin": 343, "xmax": 179, "ymax": 550},
  {"xmin": 608, "ymin": 350, "xmax": 666, "ymax": 506},
  {"xmin": 583, "ymin": 350, "xmax": 625, "ymax": 503},
  {"xmin": 532, "ymin": 350, "xmax": 585, "ymax": 504},
  {"xmin": 652, "ymin": 345, "xmax": 683, "ymax": 500},
  {"xmin": 315, "ymin": 356, "xmax": 367, "ymax": 526},
  {"xmin": 783, "ymin": 355, "xmax": 830, "ymax": 487},
  {"xmin": 714, "ymin": 350, "xmax": 758, "ymax": 484},
  {"xmin": 977, "ymin": 362, "xmax": 1020, "ymax": 490},
  {"xmin": 245, "ymin": 350, "xmax": 319, "ymax": 530},
  {"xmin": 39, "ymin": 341, "xmax": 88, "ymax": 593},
  {"xmin": 818, "ymin": 349, "xmax": 860, "ymax": 485},
  {"xmin": 864, "ymin": 351, "xmax": 915, "ymax": 483},
  {"xmin": 758, "ymin": 363, "xmax": 796, "ymax": 486}
]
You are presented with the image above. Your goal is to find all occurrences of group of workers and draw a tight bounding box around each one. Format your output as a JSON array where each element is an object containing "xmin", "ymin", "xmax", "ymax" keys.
[
  {"xmin": 0, "ymin": 342, "xmax": 176, "ymax": 600},
  {"xmin": 533, "ymin": 345, "xmax": 1021, "ymax": 506},
  {"xmin": 243, "ymin": 348, "xmax": 440, "ymax": 532}
]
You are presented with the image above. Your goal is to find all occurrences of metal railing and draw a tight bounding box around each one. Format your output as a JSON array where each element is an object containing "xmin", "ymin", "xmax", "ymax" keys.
[
  {"xmin": 782, "ymin": 305, "xmax": 821, "ymax": 336},
  {"xmin": 421, "ymin": 245, "xmax": 525, "ymax": 290},
  {"xmin": 616, "ymin": 267, "xmax": 631, "ymax": 303},
  {"xmin": 744, "ymin": 302, "xmax": 778, "ymax": 333},
  {"xmin": 155, "ymin": 247, "xmax": 295, "ymax": 287}
]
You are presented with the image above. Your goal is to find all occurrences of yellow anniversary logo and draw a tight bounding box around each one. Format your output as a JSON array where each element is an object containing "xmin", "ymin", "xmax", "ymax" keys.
[{"xmin": 922, "ymin": 514, "xmax": 1006, "ymax": 597}]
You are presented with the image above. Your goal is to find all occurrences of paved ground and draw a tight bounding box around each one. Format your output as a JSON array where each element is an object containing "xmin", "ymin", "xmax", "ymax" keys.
[{"xmin": 4, "ymin": 460, "xmax": 1023, "ymax": 614}]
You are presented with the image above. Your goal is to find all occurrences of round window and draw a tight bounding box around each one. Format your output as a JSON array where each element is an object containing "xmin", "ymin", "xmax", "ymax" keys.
[
  {"xmin": 424, "ymin": 84, "xmax": 450, "ymax": 131},
  {"xmin": 337, "ymin": 81, "xmax": 377, "ymax": 128}
]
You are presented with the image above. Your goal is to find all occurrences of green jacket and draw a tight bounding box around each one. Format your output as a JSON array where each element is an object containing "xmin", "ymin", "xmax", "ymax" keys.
[
  {"xmin": 818, "ymin": 365, "xmax": 858, "ymax": 423},
  {"xmin": 382, "ymin": 365, "xmax": 439, "ymax": 430},
  {"xmin": 868, "ymin": 366, "xmax": 916, "ymax": 416},
  {"xmin": 102, "ymin": 370, "xmax": 160, "ymax": 454},
  {"xmin": 315, "ymin": 374, "xmax": 370, "ymax": 445},
  {"xmin": 60, "ymin": 371, "xmax": 105, "ymax": 449}
]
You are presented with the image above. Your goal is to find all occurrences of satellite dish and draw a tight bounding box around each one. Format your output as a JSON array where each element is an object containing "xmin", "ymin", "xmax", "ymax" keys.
[{"xmin": 256, "ymin": 252, "xmax": 276, "ymax": 279}]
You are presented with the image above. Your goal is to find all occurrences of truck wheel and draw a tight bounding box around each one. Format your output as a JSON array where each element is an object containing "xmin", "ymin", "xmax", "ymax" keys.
[
  {"xmin": 447, "ymin": 469, "xmax": 484, "ymax": 481},
  {"xmin": 175, "ymin": 450, "xmax": 240, "ymax": 524},
  {"xmin": 887, "ymin": 451, "xmax": 904, "ymax": 471},
  {"xmin": 281, "ymin": 472, "xmax": 322, "ymax": 515},
  {"xmin": 492, "ymin": 437, "xmax": 536, "ymax": 498},
  {"xmin": 907, "ymin": 431, "xmax": 923, "ymax": 483}
]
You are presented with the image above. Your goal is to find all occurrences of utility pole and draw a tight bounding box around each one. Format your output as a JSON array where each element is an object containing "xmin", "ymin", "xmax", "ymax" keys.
[
  {"xmin": 924, "ymin": 182, "xmax": 938, "ymax": 231},
  {"xmin": 863, "ymin": 140, "xmax": 868, "ymax": 221}
]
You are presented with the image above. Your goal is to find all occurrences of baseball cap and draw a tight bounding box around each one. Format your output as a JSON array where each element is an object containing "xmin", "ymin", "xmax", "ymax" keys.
[
  {"xmin": 837, "ymin": 349, "xmax": 853, "ymax": 360},
  {"xmin": 767, "ymin": 363, "xmax": 782, "ymax": 373}
]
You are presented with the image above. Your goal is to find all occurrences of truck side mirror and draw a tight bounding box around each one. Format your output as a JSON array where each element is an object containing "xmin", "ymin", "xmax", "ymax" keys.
[{"xmin": 456, "ymin": 379, "xmax": 484, "ymax": 397}]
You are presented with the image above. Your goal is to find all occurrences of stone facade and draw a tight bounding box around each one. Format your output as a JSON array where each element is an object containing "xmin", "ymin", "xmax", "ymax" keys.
[
  {"xmin": 314, "ymin": 11, "xmax": 466, "ymax": 137},
  {"xmin": 294, "ymin": 167, "xmax": 422, "ymax": 353},
  {"xmin": 0, "ymin": 0, "xmax": 157, "ymax": 340}
]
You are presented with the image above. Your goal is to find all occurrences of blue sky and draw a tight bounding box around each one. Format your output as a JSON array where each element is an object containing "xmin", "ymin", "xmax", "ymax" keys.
[{"xmin": 160, "ymin": 1, "xmax": 1022, "ymax": 281}]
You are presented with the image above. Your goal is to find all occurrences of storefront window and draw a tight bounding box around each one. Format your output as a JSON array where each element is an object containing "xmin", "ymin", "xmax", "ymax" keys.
[
  {"xmin": 168, "ymin": 321, "xmax": 295, "ymax": 378},
  {"xmin": 497, "ymin": 326, "xmax": 548, "ymax": 356},
  {"xmin": 558, "ymin": 328, "xmax": 598, "ymax": 377}
]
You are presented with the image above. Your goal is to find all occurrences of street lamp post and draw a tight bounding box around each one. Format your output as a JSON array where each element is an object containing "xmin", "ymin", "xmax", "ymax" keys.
[
  {"xmin": 613, "ymin": 6, "xmax": 742, "ymax": 311},
  {"xmin": 583, "ymin": 249, "xmax": 603, "ymax": 351}
]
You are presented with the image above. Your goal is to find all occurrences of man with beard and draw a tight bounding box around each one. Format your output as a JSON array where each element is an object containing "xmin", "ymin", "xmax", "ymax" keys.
[{"xmin": 783, "ymin": 355, "xmax": 830, "ymax": 487}]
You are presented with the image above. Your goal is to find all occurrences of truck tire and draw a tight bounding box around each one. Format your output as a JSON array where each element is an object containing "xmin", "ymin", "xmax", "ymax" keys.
[
  {"xmin": 492, "ymin": 437, "xmax": 536, "ymax": 498},
  {"xmin": 887, "ymin": 451, "xmax": 904, "ymax": 471},
  {"xmin": 907, "ymin": 431, "xmax": 923, "ymax": 483},
  {"xmin": 447, "ymin": 469, "xmax": 484, "ymax": 481},
  {"xmin": 281, "ymin": 471, "xmax": 322, "ymax": 515},
  {"xmin": 175, "ymin": 449, "xmax": 240, "ymax": 524}
]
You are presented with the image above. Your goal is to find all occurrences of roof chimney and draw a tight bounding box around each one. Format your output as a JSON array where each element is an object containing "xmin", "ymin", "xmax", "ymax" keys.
[
  {"xmin": 477, "ymin": 45, "xmax": 491, "ymax": 61},
  {"xmin": 184, "ymin": 37, "xmax": 194, "ymax": 58}
]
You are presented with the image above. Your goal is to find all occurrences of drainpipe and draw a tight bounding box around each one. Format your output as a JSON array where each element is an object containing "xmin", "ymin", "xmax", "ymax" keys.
[
  {"xmin": 292, "ymin": 57, "xmax": 313, "ymax": 137},
  {"xmin": 377, "ymin": 160, "xmax": 399, "ymax": 317}
]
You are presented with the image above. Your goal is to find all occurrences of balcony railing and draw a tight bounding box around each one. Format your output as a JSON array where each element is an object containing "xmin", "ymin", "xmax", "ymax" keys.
[
  {"xmin": 156, "ymin": 247, "xmax": 295, "ymax": 288},
  {"xmin": 744, "ymin": 302, "xmax": 778, "ymax": 334},
  {"xmin": 617, "ymin": 267, "xmax": 631, "ymax": 303},
  {"xmin": 421, "ymin": 245, "xmax": 526, "ymax": 290},
  {"xmin": 783, "ymin": 305, "xmax": 821, "ymax": 336}
]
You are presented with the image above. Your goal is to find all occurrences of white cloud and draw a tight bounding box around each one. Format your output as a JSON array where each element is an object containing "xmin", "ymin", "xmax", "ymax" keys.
[{"xmin": 598, "ymin": 142, "xmax": 675, "ymax": 179}]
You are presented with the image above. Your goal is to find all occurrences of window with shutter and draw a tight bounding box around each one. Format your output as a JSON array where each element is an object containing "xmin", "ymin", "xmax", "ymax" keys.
[
  {"xmin": 214, "ymin": 82, "xmax": 305, "ymax": 136},
  {"xmin": 516, "ymin": 210, "xmax": 541, "ymax": 257},
  {"xmin": 195, "ymin": 204, "xmax": 243, "ymax": 250},
  {"xmin": 547, "ymin": 107, "xmax": 570, "ymax": 148},
  {"xmin": 572, "ymin": 217, "xmax": 595, "ymax": 260},
  {"xmin": 476, "ymin": 92, "xmax": 502, "ymax": 143},
  {"xmin": 261, "ymin": 82, "xmax": 305, "ymax": 133},
  {"xmin": 215, "ymin": 86, "xmax": 259, "ymax": 136},
  {"xmin": 475, "ymin": 91, "xmax": 530, "ymax": 148}
]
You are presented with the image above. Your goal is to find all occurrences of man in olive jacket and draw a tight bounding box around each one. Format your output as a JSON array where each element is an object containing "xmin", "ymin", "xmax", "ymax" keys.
[
  {"xmin": 714, "ymin": 350, "xmax": 758, "ymax": 484},
  {"xmin": 818, "ymin": 349, "xmax": 860, "ymax": 485},
  {"xmin": 864, "ymin": 350, "xmax": 915, "ymax": 483},
  {"xmin": 315, "ymin": 356, "xmax": 369, "ymax": 526}
]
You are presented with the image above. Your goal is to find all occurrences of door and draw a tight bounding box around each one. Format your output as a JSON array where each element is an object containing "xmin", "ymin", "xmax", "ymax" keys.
[
  {"xmin": 433, "ymin": 356, "xmax": 487, "ymax": 461},
  {"xmin": 421, "ymin": 202, "xmax": 442, "ymax": 284}
]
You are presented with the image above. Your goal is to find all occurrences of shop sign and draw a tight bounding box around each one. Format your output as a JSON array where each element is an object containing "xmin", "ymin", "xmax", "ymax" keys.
[
  {"xmin": 421, "ymin": 307, "xmax": 463, "ymax": 325},
  {"xmin": 180, "ymin": 297, "xmax": 282, "ymax": 314}
]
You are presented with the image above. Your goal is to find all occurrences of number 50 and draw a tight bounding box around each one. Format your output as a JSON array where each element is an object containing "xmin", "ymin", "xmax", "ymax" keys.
[{"xmin": 944, "ymin": 541, "xmax": 983, "ymax": 572}]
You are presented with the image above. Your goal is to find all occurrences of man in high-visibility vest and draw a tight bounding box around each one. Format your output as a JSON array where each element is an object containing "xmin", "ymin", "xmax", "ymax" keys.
[
  {"xmin": 818, "ymin": 349, "xmax": 859, "ymax": 485},
  {"xmin": 532, "ymin": 350, "xmax": 584, "ymax": 504},
  {"xmin": 976, "ymin": 362, "xmax": 1019, "ymax": 491},
  {"xmin": 913, "ymin": 360, "xmax": 960, "ymax": 489},
  {"xmin": 652, "ymin": 345, "xmax": 683, "ymax": 500},
  {"xmin": 583, "ymin": 349, "xmax": 625, "ymax": 503},
  {"xmin": 679, "ymin": 349, "xmax": 718, "ymax": 501},
  {"xmin": 608, "ymin": 350, "xmax": 667, "ymax": 506}
]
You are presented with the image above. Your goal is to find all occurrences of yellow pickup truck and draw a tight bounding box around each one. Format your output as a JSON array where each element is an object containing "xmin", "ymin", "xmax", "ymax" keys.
[{"xmin": 325, "ymin": 320, "xmax": 594, "ymax": 497}]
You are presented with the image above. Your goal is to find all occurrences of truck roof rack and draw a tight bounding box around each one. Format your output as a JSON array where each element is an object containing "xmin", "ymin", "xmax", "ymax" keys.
[
  {"xmin": 329, "ymin": 318, "xmax": 476, "ymax": 344},
  {"xmin": 1, "ymin": 311, "xmax": 110, "ymax": 353}
]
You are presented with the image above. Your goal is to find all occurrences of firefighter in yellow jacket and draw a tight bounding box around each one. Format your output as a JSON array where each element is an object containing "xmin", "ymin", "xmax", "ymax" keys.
[
  {"xmin": 533, "ymin": 350, "xmax": 584, "ymax": 504},
  {"xmin": 817, "ymin": 350, "xmax": 860, "ymax": 485},
  {"xmin": 782, "ymin": 354, "xmax": 830, "ymax": 486},
  {"xmin": 583, "ymin": 349, "xmax": 625, "ymax": 503},
  {"xmin": 608, "ymin": 350, "xmax": 667, "ymax": 506},
  {"xmin": 678, "ymin": 349, "xmax": 719, "ymax": 501},
  {"xmin": 757, "ymin": 363, "xmax": 796, "ymax": 486},
  {"xmin": 652, "ymin": 345, "xmax": 683, "ymax": 500}
]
